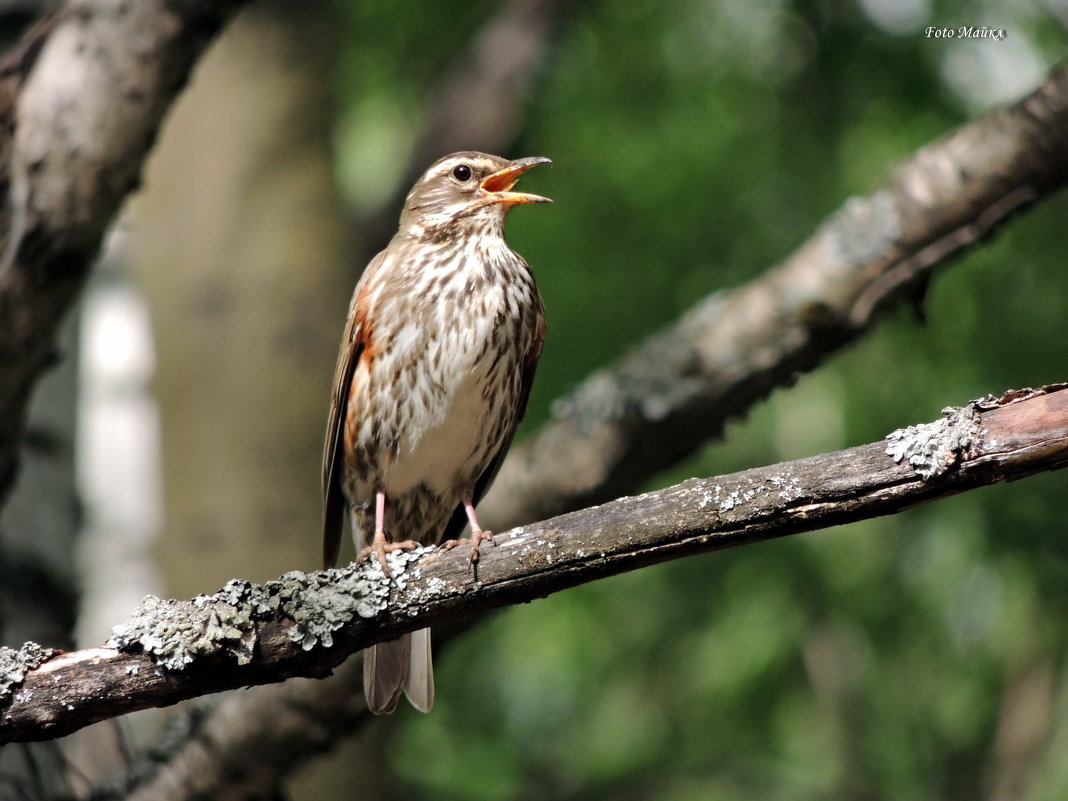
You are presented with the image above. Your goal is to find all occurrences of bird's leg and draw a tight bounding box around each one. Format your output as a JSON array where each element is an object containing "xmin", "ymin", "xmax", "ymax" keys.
[
  {"xmin": 441, "ymin": 494, "xmax": 494, "ymax": 564},
  {"xmin": 462, "ymin": 495, "xmax": 495, "ymax": 562},
  {"xmin": 357, "ymin": 490, "xmax": 420, "ymax": 577}
]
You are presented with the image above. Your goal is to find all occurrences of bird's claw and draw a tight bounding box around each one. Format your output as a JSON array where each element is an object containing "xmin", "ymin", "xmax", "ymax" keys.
[
  {"xmin": 441, "ymin": 529, "xmax": 494, "ymax": 565},
  {"xmin": 358, "ymin": 538, "xmax": 421, "ymax": 578}
]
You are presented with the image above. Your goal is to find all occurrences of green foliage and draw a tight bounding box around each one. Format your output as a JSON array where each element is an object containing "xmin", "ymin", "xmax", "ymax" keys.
[{"xmin": 334, "ymin": 0, "xmax": 1068, "ymax": 797}]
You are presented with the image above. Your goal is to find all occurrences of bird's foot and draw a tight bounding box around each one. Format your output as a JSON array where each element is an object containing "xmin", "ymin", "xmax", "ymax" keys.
[
  {"xmin": 358, "ymin": 538, "xmax": 421, "ymax": 578},
  {"xmin": 440, "ymin": 528, "xmax": 494, "ymax": 565}
]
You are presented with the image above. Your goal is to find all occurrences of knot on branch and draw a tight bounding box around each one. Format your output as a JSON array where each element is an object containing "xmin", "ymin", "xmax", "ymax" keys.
[{"xmin": 885, "ymin": 403, "xmax": 983, "ymax": 479}]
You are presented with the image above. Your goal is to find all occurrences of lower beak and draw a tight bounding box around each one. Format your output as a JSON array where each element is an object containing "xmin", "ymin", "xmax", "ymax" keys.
[{"xmin": 480, "ymin": 156, "xmax": 552, "ymax": 206}]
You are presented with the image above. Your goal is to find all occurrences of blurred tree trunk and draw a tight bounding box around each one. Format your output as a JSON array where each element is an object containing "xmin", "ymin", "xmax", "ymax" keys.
[
  {"xmin": 128, "ymin": 5, "xmax": 350, "ymax": 591},
  {"xmin": 0, "ymin": 314, "xmax": 78, "ymax": 652},
  {"xmin": 124, "ymin": 4, "xmax": 371, "ymax": 798},
  {"xmin": 0, "ymin": 4, "xmax": 78, "ymax": 795},
  {"xmin": 0, "ymin": 315, "xmax": 80, "ymax": 796}
]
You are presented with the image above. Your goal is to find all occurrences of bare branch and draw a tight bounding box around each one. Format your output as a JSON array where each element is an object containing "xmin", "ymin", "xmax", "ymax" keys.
[
  {"xmin": 478, "ymin": 62, "xmax": 1068, "ymax": 530},
  {"xmin": 104, "ymin": 660, "xmax": 375, "ymax": 801},
  {"xmin": 2, "ymin": 383, "xmax": 1066, "ymax": 745},
  {"xmin": 0, "ymin": 0, "xmax": 248, "ymax": 504}
]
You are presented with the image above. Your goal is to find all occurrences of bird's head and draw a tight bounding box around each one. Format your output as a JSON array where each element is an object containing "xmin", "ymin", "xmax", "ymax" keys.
[{"xmin": 399, "ymin": 152, "xmax": 551, "ymax": 239}]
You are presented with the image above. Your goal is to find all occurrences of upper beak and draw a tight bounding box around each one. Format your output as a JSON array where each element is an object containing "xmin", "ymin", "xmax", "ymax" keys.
[{"xmin": 480, "ymin": 156, "xmax": 552, "ymax": 206}]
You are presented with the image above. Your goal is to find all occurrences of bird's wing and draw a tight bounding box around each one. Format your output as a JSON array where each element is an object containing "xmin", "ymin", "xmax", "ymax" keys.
[
  {"xmin": 440, "ymin": 310, "xmax": 546, "ymax": 543},
  {"xmin": 322, "ymin": 250, "xmax": 387, "ymax": 568}
]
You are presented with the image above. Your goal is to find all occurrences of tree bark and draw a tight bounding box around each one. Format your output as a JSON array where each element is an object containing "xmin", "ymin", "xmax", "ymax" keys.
[
  {"xmin": 0, "ymin": 0, "xmax": 249, "ymax": 507},
  {"xmin": 2, "ymin": 383, "xmax": 1065, "ymax": 744}
]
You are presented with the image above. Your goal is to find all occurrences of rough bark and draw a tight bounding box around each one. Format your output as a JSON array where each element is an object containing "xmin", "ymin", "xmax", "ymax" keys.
[
  {"xmin": 0, "ymin": 0, "xmax": 248, "ymax": 507},
  {"xmin": 2, "ymin": 383, "xmax": 1066, "ymax": 744}
]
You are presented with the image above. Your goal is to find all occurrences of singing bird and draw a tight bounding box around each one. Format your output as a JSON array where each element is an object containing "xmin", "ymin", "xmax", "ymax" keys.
[{"xmin": 322, "ymin": 152, "xmax": 551, "ymax": 714}]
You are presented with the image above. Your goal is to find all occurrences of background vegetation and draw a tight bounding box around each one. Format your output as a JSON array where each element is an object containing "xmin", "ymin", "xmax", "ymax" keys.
[
  {"xmin": 1, "ymin": 0, "xmax": 1066, "ymax": 799},
  {"xmin": 347, "ymin": 3, "xmax": 1068, "ymax": 800}
]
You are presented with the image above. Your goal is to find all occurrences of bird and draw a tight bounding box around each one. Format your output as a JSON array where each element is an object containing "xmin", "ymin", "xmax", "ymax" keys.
[{"xmin": 321, "ymin": 151, "xmax": 551, "ymax": 714}]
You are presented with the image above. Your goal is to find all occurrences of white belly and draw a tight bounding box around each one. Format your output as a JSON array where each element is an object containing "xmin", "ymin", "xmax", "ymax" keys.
[{"xmin": 383, "ymin": 367, "xmax": 497, "ymax": 496}]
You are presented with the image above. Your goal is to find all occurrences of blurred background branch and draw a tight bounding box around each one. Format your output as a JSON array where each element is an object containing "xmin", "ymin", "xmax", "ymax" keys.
[
  {"xmin": 0, "ymin": 0, "xmax": 248, "ymax": 506},
  {"xmin": 479, "ymin": 61, "xmax": 1068, "ymax": 529}
]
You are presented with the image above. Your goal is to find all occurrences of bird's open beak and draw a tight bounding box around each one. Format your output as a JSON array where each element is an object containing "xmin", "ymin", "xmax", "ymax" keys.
[{"xmin": 480, "ymin": 156, "xmax": 552, "ymax": 206}]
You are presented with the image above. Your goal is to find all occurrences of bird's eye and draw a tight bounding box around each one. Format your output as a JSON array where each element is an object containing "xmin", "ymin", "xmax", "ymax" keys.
[{"xmin": 452, "ymin": 164, "xmax": 472, "ymax": 182}]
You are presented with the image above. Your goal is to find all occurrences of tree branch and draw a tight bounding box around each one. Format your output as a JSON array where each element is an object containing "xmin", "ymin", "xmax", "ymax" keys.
[
  {"xmin": 478, "ymin": 61, "xmax": 1068, "ymax": 530},
  {"xmin": 2, "ymin": 383, "xmax": 1066, "ymax": 744},
  {"xmin": 0, "ymin": 0, "xmax": 248, "ymax": 505}
]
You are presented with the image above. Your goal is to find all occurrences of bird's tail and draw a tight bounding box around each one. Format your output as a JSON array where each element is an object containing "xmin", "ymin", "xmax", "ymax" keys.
[{"xmin": 363, "ymin": 628, "xmax": 435, "ymax": 714}]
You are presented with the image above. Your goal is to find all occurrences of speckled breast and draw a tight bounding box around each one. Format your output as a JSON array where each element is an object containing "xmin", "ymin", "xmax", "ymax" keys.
[{"xmin": 342, "ymin": 243, "xmax": 541, "ymax": 543}]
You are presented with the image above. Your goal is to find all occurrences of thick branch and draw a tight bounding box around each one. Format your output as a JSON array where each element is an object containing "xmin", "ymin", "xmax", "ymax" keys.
[
  {"xmin": 478, "ymin": 62, "xmax": 1068, "ymax": 529},
  {"xmin": 0, "ymin": 0, "xmax": 247, "ymax": 503},
  {"xmin": 2, "ymin": 383, "xmax": 1066, "ymax": 744}
]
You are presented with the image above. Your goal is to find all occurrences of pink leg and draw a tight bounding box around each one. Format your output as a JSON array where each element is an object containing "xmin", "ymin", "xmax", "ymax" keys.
[
  {"xmin": 441, "ymin": 494, "xmax": 494, "ymax": 564},
  {"xmin": 357, "ymin": 489, "xmax": 420, "ymax": 577}
]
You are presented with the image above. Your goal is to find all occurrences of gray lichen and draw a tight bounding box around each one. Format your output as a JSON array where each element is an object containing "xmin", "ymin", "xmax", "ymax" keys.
[
  {"xmin": 108, "ymin": 548, "xmax": 431, "ymax": 670},
  {"xmin": 826, "ymin": 190, "xmax": 902, "ymax": 268},
  {"xmin": 885, "ymin": 404, "xmax": 982, "ymax": 479},
  {"xmin": 108, "ymin": 592, "xmax": 256, "ymax": 671},
  {"xmin": 0, "ymin": 642, "xmax": 57, "ymax": 705}
]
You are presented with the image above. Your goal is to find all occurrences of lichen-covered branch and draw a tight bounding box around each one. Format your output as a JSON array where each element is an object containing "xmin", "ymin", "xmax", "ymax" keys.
[
  {"xmin": 2, "ymin": 383, "xmax": 1066, "ymax": 745},
  {"xmin": 478, "ymin": 62, "xmax": 1068, "ymax": 530},
  {"xmin": 0, "ymin": 0, "xmax": 248, "ymax": 506}
]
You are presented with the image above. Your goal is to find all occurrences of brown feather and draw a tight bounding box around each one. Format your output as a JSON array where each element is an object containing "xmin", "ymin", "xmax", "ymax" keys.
[
  {"xmin": 404, "ymin": 627, "xmax": 434, "ymax": 713},
  {"xmin": 363, "ymin": 635, "xmax": 410, "ymax": 715},
  {"xmin": 321, "ymin": 251, "xmax": 389, "ymax": 568}
]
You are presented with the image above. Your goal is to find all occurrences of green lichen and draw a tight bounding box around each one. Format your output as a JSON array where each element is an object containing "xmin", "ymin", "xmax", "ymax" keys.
[
  {"xmin": 0, "ymin": 641, "xmax": 57, "ymax": 705},
  {"xmin": 108, "ymin": 547, "xmax": 432, "ymax": 670},
  {"xmin": 108, "ymin": 594, "xmax": 251, "ymax": 670}
]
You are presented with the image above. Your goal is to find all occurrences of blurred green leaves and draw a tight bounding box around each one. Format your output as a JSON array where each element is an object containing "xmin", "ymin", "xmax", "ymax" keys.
[{"xmin": 331, "ymin": 0, "xmax": 1068, "ymax": 798}]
